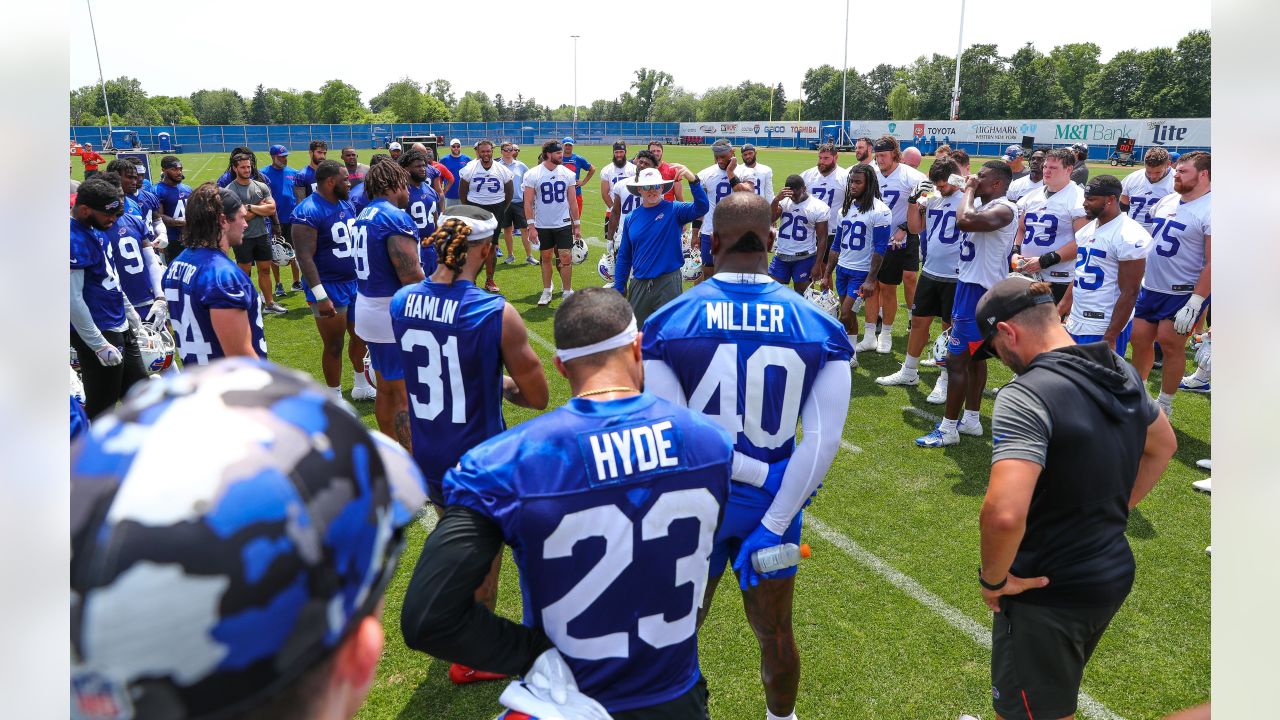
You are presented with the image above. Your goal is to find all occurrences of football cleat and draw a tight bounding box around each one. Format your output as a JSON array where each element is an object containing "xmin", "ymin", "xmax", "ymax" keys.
[
  {"xmin": 926, "ymin": 375, "xmax": 948, "ymax": 404},
  {"xmin": 1191, "ymin": 477, "xmax": 1211, "ymax": 493},
  {"xmin": 1179, "ymin": 375, "xmax": 1210, "ymax": 393},
  {"xmin": 854, "ymin": 335, "xmax": 877, "ymax": 352},
  {"xmin": 876, "ymin": 331, "xmax": 893, "ymax": 354},
  {"xmin": 916, "ymin": 424, "xmax": 959, "ymax": 448},
  {"xmin": 450, "ymin": 663, "xmax": 506, "ymax": 685},
  {"xmin": 958, "ymin": 417, "xmax": 983, "ymax": 436},
  {"xmin": 876, "ymin": 367, "xmax": 920, "ymax": 386},
  {"xmin": 537, "ymin": 288, "xmax": 553, "ymax": 307}
]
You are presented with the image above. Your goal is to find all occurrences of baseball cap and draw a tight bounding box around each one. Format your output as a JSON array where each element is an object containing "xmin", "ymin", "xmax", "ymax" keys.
[
  {"xmin": 389, "ymin": 141, "xmax": 402, "ymax": 151},
  {"xmin": 742, "ymin": 143, "xmax": 757, "ymax": 152},
  {"xmin": 612, "ymin": 141, "xmax": 626, "ymax": 151},
  {"xmin": 562, "ymin": 136, "xmax": 575, "ymax": 145},
  {"xmin": 268, "ymin": 144, "xmax": 288, "ymax": 156},
  {"xmin": 971, "ymin": 276, "xmax": 1056, "ymax": 360},
  {"xmin": 71, "ymin": 359, "xmax": 427, "ymax": 719},
  {"xmin": 449, "ymin": 138, "xmax": 461, "ymax": 147},
  {"xmin": 1002, "ymin": 145, "xmax": 1024, "ymax": 162}
]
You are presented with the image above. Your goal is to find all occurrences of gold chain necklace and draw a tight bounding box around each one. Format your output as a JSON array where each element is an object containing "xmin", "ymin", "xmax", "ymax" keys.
[{"xmin": 574, "ymin": 386, "xmax": 640, "ymax": 398}]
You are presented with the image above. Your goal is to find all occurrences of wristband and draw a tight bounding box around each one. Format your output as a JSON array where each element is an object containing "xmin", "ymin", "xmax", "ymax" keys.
[
  {"xmin": 978, "ymin": 567, "xmax": 1007, "ymax": 591},
  {"xmin": 1040, "ymin": 251, "xmax": 1061, "ymax": 267},
  {"xmin": 572, "ymin": 220, "xmax": 581, "ymax": 226},
  {"xmin": 311, "ymin": 284, "xmax": 328, "ymax": 302}
]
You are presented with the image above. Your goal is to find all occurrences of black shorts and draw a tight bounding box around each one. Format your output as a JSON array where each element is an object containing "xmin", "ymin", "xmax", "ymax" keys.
[
  {"xmin": 502, "ymin": 202, "xmax": 527, "ymax": 230},
  {"xmin": 233, "ymin": 234, "xmax": 273, "ymax": 264},
  {"xmin": 911, "ymin": 272, "xmax": 957, "ymax": 319},
  {"xmin": 277, "ymin": 222, "xmax": 292, "ymax": 241},
  {"xmin": 1049, "ymin": 281, "xmax": 1070, "ymax": 303},
  {"xmin": 474, "ymin": 202, "xmax": 509, "ymax": 236},
  {"xmin": 991, "ymin": 598, "xmax": 1125, "ymax": 720},
  {"xmin": 537, "ymin": 225, "xmax": 574, "ymax": 251},
  {"xmin": 612, "ymin": 676, "xmax": 708, "ymax": 720},
  {"xmin": 877, "ymin": 233, "xmax": 921, "ymax": 285}
]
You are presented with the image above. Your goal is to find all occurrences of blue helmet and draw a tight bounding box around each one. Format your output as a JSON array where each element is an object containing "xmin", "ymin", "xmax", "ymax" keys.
[{"xmin": 71, "ymin": 359, "xmax": 426, "ymax": 719}]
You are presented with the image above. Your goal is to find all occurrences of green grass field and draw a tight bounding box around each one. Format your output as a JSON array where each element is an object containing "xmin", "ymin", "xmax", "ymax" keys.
[{"xmin": 94, "ymin": 146, "xmax": 1210, "ymax": 719}]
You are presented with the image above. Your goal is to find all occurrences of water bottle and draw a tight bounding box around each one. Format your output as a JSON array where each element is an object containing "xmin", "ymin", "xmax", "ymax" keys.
[
  {"xmin": 851, "ymin": 292, "xmax": 865, "ymax": 314},
  {"xmin": 751, "ymin": 542, "xmax": 812, "ymax": 574}
]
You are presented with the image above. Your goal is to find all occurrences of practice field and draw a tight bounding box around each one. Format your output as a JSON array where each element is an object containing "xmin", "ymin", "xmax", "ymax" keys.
[{"xmin": 99, "ymin": 145, "xmax": 1210, "ymax": 719}]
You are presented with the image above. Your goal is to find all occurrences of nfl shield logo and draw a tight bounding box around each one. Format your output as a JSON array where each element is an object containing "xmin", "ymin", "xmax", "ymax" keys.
[{"xmin": 72, "ymin": 672, "xmax": 132, "ymax": 720}]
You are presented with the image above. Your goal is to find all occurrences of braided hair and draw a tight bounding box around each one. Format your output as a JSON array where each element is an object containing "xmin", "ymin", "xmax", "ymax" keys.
[
  {"xmin": 363, "ymin": 160, "xmax": 409, "ymax": 199},
  {"xmin": 429, "ymin": 218, "xmax": 473, "ymax": 279},
  {"xmin": 841, "ymin": 163, "xmax": 881, "ymax": 217}
]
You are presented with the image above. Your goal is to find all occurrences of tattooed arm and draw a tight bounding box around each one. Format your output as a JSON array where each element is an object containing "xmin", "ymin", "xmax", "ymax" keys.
[{"xmin": 389, "ymin": 232, "xmax": 427, "ymax": 285}]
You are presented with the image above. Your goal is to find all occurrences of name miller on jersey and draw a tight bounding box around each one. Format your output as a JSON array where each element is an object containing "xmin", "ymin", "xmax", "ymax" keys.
[
  {"xmin": 400, "ymin": 293, "xmax": 459, "ymax": 324},
  {"xmin": 585, "ymin": 419, "xmax": 681, "ymax": 483},
  {"xmin": 706, "ymin": 301, "xmax": 786, "ymax": 333}
]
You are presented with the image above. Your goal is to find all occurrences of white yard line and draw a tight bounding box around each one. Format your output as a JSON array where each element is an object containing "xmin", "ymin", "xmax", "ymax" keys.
[{"xmin": 903, "ymin": 405, "xmax": 942, "ymax": 423}]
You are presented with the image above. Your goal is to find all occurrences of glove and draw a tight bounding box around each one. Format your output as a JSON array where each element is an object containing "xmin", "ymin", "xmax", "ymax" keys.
[
  {"xmin": 95, "ymin": 344, "xmax": 123, "ymax": 366},
  {"xmin": 152, "ymin": 234, "xmax": 169, "ymax": 250},
  {"xmin": 1172, "ymin": 294, "xmax": 1204, "ymax": 335},
  {"xmin": 499, "ymin": 680, "xmax": 613, "ymax": 720},
  {"xmin": 731, "ymin": 523, "xmax": 786, "ymax": 590},
  {"xmin": 761, "ymin": 458, "xmax": 789, "ymax": 498},
  {"xmin": 125, "ymin": 304, "xmax": 145, "ymax": 336},
  {"xmin": 525, "ymin": 648, "xmax": 580, "ymax": 705},
  {"xmin": 908, "ymin": 180, "xmax": 935, "ymax": 203},
  {"xmin": 146, "ymin": 298, "xmax": 169, "ymax": 326}
]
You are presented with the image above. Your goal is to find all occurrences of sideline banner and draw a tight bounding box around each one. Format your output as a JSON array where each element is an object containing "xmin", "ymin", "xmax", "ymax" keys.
[
  {"xmin": 679, "ymin": 121, "xmax": 821, "ymax": 139},
  {"xmin": 839, "ymin": 118, "xmax": 1210, "ymax": 147}
]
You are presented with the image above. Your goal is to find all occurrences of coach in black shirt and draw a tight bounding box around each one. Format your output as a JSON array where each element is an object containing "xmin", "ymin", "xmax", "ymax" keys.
[{"xmin": 971, "ymin": 276, "xmax": 1176, "ymax": 720}]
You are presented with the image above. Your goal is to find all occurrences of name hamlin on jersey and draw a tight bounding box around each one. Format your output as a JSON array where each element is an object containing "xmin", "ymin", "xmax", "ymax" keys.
[
  {"xmin": 706, "ymin": 301, "xmax": 785, "ymax": 333},
  {"xmin": 584, "ymin": 419, "xmax": 682, "ymax": 483},
  {"xmin": 399, "ymin": 293, "xmax": 459, "ymax": 324}
]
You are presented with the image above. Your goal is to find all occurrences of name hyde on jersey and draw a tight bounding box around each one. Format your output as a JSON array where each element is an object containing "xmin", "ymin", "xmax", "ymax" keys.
[{"xmin": 582, "ymin": 419, "xmax": 682, "ymax": 483}]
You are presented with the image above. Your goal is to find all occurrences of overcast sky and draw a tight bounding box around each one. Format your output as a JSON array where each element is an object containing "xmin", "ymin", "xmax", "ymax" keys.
[{"xmin": 70, "ymin": 0, "xmax": 1210, "ymax": 109}]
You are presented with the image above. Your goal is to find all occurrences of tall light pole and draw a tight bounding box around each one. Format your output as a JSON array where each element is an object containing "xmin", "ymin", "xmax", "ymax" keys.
[
  {"xmin": 950, "ymin": 0, "xmax": 967, "ymax": 120},
  {"xmin": 570, "ymin": 34, "xmax": 580, "ymax": 138},
  {"xmin": 86, "ymin": 0, "xmax": 114, "ymax": 137},
  {"xmin": 840, "ymin": 0, "xmax": 850, "ymax": 145}
]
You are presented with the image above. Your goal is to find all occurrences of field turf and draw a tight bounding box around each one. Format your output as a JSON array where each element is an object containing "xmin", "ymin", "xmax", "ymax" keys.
[{"xmin": 85, "ymin": 145, "xmax": 1210, "ymax": 719}]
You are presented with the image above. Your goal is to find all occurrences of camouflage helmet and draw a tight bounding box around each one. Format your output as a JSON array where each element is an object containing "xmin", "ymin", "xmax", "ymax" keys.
[{"xmin": 70, "ymin": 359, "xmax": 426, "ymax": 719}]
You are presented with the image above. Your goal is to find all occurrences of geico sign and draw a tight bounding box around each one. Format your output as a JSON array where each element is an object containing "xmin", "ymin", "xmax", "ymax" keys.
[
  {"xmin": 1054, "ymin": 123, "xmax": 1135, "ymax": 142},
  {"xmin": 763, "ymin": 125, "xmax": 787, "ymax": 133}
]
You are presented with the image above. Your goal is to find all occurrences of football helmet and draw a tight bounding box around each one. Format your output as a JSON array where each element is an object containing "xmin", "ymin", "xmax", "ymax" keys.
[
  {"xmin": 138, "ymin": 322, "xmax": 176, "ymax": 374},
  {"xmin": 803, "ymin": 284, "xmax": 840, "ymax": 318},
  {"xmin": 571, "ymin": 237, "xmax": 590, "ymax": 265},
  {"xmin": 680, "ymin": 254, "xmax": 702, "ymax": 282},
  {"xmin": 932, "ymin": 329, "xmax": 951, "ymax": 365},
  {"xmin": 1194, "ymin": 334, "xmax": 1211, "ymax": 373},
  {"xmin": 270, "ymin": 234, "xmax": 296, "ymax": 267},
  {"xmin": 70, "ymin": 366, "xmax": 85, "ymax": 406},
  {"xmin": 598, "ymin": 252, "xmax": 615, "ymax": 283}
]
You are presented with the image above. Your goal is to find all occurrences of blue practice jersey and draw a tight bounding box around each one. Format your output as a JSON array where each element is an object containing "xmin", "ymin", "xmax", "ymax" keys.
[
  {"xmin": 563, "ymin": 153, "xmax": 593, "ymax": 196},
  {"xmin": 349, "ymin": 182, "xmax": 370, "ymax": 214},
  {"xmin": 440, "ymin": 153, "xmax": 470, "ymax": 199},
  {"xmin": 354, "ymin": 199, "xmax": 419, "ymax": 298},
  {"xmin": 260, "ymin": 164, "xmax": 300, "ymax": 221},
  {"xmin": 391, "ymin": 279, "xmax": 507, "ymax": 484},
  {"xmin": 129, "ymin": 188, "xmax": 160, "ymax": 223},
  {"xmin": 407, "ymin": 181, "xmax": 439, "ymax": 274},
  {"xmin": 641, "ymin": 277, "xmax": 853, "ymax": 464},
  {"xmin": 162, "ymin": 247, "xmax": 268, "ymax": 365},
  {"xmin": 153, "ymin": 182, "xmax": 192, "ymax": 245},
  {"xmin": 70, "ymin": 218, "xmax": 126, "ymax": 331},
  {"xmin": 291, "ymin": 193, "xmax": 359, "ymax": 283},
  {"xmin": 444, "ymin": 393, "xmax": 733, "ymax": 713},
  {"xmin": 104, "ymin": 212, "xmax": 156, "ymax": 308}
]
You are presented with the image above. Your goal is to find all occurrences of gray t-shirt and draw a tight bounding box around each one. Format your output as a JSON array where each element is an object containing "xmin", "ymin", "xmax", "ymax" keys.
[
  {"xmin": 227, "ymin": 179, "xmax": 272, "ymax": 238},
  {"xmin": 991, "ymin": 380, "xmax": 1160, "ymax": 466}
]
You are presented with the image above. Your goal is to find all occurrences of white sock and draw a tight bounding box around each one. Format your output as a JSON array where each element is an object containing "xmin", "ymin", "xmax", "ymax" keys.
[
  {"xmin": 1194, "ymin": 367, "xmax": 1210, "ymax": 382},
  {"xmin": 847, "ymin": 334, "xmax": 858, "ymax": 346},
  {"xmin": 766, "ymin": 710, "xmax": 797, "ymax": 720},
  {"xmin": 940, "ymin": 417, "xmax": 959, "ymax": 432},
  {"xmin": 863, "ymin": 327, "xmax": 876, "ymax": 342},
  {"xmin": 904, "ymin": 354, "xmax": 919, "ymax": 371},
  {"xmin": 353, "ymin": 370, "xmax": 369, "ymax": 388},
  {"xmin": 1158, "ymin": 391, "xmax": 1175, "ymax": 404},
  {"xmin": 963, "ymin": 409, "xmax": 980, "ymax": 425},
  {"xmin": 330, "ymin": 386, "xmax": 342, "ymax": 398}
]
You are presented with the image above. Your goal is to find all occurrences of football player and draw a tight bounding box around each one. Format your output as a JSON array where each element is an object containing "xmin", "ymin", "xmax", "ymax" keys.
[
  {"xmin": 402, "ymin": 288, "xmax": 733, "ymax": 719},
  {"xmin": 1120, "ymin": 146, "xmax": 1175, "ymax": 230},
  {"xmin": 291, "ymin": 159, "xmax": 375, "ymax": 401},
  {"xmin": 260, "ymin": 144, "xmax": 305, "ymax": 295},
  {"xmin": 879, "ymin": 158, "xmax": 964, "ymax": 401},
  {"xmin": 696, "ymin": 141, "xmax": 745, "ymax": 280},
  {"xmin": 1011, "ymin": 148, "xmax": 1089, "ymax": 302},
  {"xmin": 293, "ymin": 139, "xmax": 328, "ymax": 201},
  {"xmin": 606, "ymin": 150, "xmax": 657, "ymax": 244},
  {"xmin": 800, "ymin": 142, "xmax": 847, "ymax": 272},
  {"xmin": 769, "ymin": 174, "xmax": 830, "ymax": 294},
  {"xmin": 643, "ymin": 192, "xmax": 853, "ymax": 720},
  {"xmin": 599, "ymin": 141, "xmax": 637, "ymax": 241},
  {"xmin": 154, "ymin": 155, "xmax": 192, "ymax": 262},
  {"xmin": 459, "ymin": 139, "xmax": 515, "ymax": 293},
  {"xmin": 1006, "ymin": 147, "xmax": 1047, "ymax": 203},
  {"xmin": 398, "ymin": 148, "xmax": 442, "ymax": 275},
  {"xmin": 1058, "ymin": 175, "xmax": 1152, "ymax": 356},
  {"xmin": 1129, "ymin": 152, "xmax": 1212, "ymax": 418},
  {"xmin": 742, "ymin": 143, "xmax": 774, "ymax": 199},
  {"xmin": 161, "ymin": 183, "xmax": 268, "ymax": 367},
  {"xmin": 523, "ymin": 139, "xmax": 582, "ymax": 306},
  {"xmin": 825, "ymin": 164, "xmax": 892, "ymax": 368},
  {"xmin": 868, "ymin": 135, "xmax": 929, "ymax": 354},
  {"xmin": 917, "ymin": 162, "xmax": 1017, "ymax": 447},
  {"xmin": 98, "ymin": 171, "xmax": 169, "ymax": 330}
]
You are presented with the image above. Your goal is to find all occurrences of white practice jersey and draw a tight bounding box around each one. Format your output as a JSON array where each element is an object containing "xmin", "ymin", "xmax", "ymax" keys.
[
  {"xmin": 875, "ymin": 163, "xmax": 929, "ymax": 231},
  {"xmin": 609, "ymin": 182, "xmax": 643, "ymax": 241},
  {"xmin": 521, "ymin": 163, "xmax": 577, "ymax": 229},
  {"xmin": 1067, "ymin": 213, "xmax": 1153, "ymax": 336},
  {"xmin": 1017, "ymin": 183, "xmax": 1086, "ymax": 284},
  {"xmin": 1121, "ymin": 167, "xmax": 1175, "ymax": 229},
  {"xmin": 600, "ymin": 161, "xmax": 636, "ymax": 191},
  {"xmin": 1143, "ymin": 192, "xmax": 1211, "ymax": 294},
  {"xmin": 958, "ymin": 197, "xmax": 1018, "ymax": 289},
  {"xmin": 835, "ymin": 198, "xmax": 892, "ymax": 272},
  {"xmin": 459, "ymin": 159, "xmax": 514, "ymax": 206},
  {"xmin": 800, "ymin": 166, "xmax": 847, "ymax": 233},
  {"xmin": 1007, "ymin": 175, "xmax": 1043, "ymax": 204},
  {"xmin": 696, "ymin": 164, "xmax": 734, "ymax": 235},
  {"xmin": 500, "ymin": 159, "xmax": 529, "ymax": 202},
  {"xmin": 746, "ymin": 162, "xmax": 774, "ymax": 199},
  {"xmin": 774, "ymin": 195, "xmax": 830, "ymax": 256},
  {"xmin": 920, "ymin": 191, "xmax": 965, "ymax": 280}
]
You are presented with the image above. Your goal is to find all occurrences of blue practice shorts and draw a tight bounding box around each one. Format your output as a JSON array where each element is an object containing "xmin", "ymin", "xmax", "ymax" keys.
[
  {"xmin": 708, "ymin": 484, "xmax": 803, "ymax": 581},
  {"xmin": 699, "ymin": 233, "xmax": 714, "ymax": 267},
  {"xmin": 1069, "ymin": 320, "xmax": 1133, "ymax": 356},
  {"xmin": 768, "ymin": 254, "xmax": 817, "ymax": 285},
  {"xmin": 1133, "ymin": 288, "xmax": 1210, "ymax": 325},
  {"xmin": 367, "ymin": 341, "xmax": 404, "ymax": 382},
  {"xmin": 420, "ymin": 242, "xmax": 438, "ymax": 276},
  {"xmin": 304, "ymin": 279, "xmax": 357, "ymax": 316},
  {"xmin": 949, "ymin": 280, "xmax": 989, "ymax": 356},
  {"xmin": 835, "ymin": 266, "xmax": 869, "ymax": 299}
]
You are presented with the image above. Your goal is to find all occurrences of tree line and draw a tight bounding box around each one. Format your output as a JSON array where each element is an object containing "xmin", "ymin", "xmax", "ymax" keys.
[{"xmin": 70, "ymin": 30, "xmax": 1208, "ymax": 127}]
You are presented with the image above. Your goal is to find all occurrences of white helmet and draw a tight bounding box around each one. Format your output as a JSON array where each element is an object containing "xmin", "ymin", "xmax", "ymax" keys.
[
  {"xmin": 138, "ymin": 323, "xmax": 176, "ymax": 374},
  {"xmin": 571, "ymin": 237, "xmax": 590, "ymax": 265},
  {"xmin": 70, "ymin": 366, "xmax": 86, "ymax": 407},
  {"xmin": 1194, "ymin": 334, "xmax": 1211, "ymax": 373},
  {"xmin": 270, "ymin": 234, "xmax": 296, "ymax": 267},
  {"xmin": 598, "ymin": 253, "xmax": 614, "ymax": 283},
  {"xmin": 803, "ymin": 284, "xmax": 840, "ymax": 318},
  {"xmin": 680, "ymin": 254, "xmax": 702, "ymax": 282},
  {"xmin": 932, "ymin": 329, "xmax": 951, "ymax": 365}
]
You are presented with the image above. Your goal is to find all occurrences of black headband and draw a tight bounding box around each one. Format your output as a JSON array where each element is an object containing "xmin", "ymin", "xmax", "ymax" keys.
[{"xmin": 872, "ymin": 139, "xmax": 896, "ymax": 153}]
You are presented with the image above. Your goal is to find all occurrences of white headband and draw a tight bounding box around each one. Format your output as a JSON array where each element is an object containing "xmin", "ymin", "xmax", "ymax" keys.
[
  {"xmin": 438, "ymin": 212, "xmax": 499, "ymax": 241},
  {"xmin": 555, "ymin": 317, "xmax": 638, "ymax": 363}
]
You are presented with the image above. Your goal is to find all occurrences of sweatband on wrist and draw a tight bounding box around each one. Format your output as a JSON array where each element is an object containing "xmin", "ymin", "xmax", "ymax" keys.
[
  {"xmin": 311, "ymin": 284, "xmax": 328, "ymax": 301},
  {"xmin": 1040, "ymin": 251, "xmax": 1061, "ymax": 267}
]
